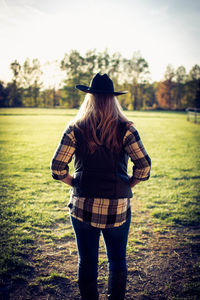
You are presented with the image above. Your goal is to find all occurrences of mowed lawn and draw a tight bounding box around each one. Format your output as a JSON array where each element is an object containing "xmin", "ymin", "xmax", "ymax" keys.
[{"xmin": 0, "ymin": 108, "xmax": 200, "ymax": 293}]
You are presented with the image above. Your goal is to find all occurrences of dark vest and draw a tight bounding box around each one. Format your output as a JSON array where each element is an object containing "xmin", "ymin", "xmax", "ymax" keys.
[{"xmin": 72, "ymin": 123, "xmax": 133, "ymax": 199}]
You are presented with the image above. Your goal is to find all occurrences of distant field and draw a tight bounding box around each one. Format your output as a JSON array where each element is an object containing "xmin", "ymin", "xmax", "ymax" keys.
[{"xmin": 0, "ymin": 108, "xmax": 200, "ymax": 297}]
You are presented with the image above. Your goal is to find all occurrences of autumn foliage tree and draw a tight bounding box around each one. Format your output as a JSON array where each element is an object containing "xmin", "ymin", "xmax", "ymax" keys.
[{"xmin": 156, "ymin": 65, "xmax": 176, "ymax": 109}]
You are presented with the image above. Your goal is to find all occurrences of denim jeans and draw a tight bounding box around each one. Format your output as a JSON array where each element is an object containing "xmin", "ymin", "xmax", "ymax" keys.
[{"xmin": 71, "ymin": 214, "xmax": 131, "ymax": 299}]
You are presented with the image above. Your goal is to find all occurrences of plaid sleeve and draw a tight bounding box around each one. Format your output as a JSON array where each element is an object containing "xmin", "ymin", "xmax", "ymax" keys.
[
  {"xmin": 123, "ymin": 126, "xmax": 151, "ymax": 181},
  {"xmin": 51, "ymin": 126, "xmax": 76, "ymax": 180}
]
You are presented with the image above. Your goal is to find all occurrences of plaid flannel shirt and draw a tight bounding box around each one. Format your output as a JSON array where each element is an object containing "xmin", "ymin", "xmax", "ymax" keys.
[{"xmin": 51, "ymin": 125, "xmax": 151, "ymax": 228}]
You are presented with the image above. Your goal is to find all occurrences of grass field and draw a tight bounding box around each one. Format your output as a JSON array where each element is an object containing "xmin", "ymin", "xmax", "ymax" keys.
[{"xmin": 0, "ymin": 108, "xmax": 200, "ymax": 299}]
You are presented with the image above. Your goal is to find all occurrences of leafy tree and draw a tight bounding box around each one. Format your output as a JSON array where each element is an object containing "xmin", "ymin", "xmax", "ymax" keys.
[
  {"xmin": 84, "ymin": 49, "xmax": 98, "ymax": 80},
  {"xmin": 194, "ymin": 80, "xmax": 200, "ymax": 108},
  {"xmin": 123, "ymin": 52, "xmax": 150, "ymax": 110},
  {"xmin": 156, "ymin": 65, "xmax": 176, "ymax": 109},
  {"xmin": 32, "ymin": 59, "xmax": 43, "ymax": 106},
  {"xmin": 21, "ymin": 58, "xmax": 43, "ymax": 106},
  {"xmin": 9, "ymin": 60, "xmax": 23, "ymax": 107},
  {"xmin": 188, "ymin": 64, "xmax": 200, "ymax": 81},
  {"xmin": 97, "ymin": 49, "xmax": 110, "ymax": 74},
  {"xmin": 184, "ymin": 64, "xmax": 200, "ymax": 108},
  {"xmin": 61, "ymin": 50, "xmax": 86, "ymax": 108},
  {"xmin": 174, "ymin": 66, "xmax": 186, "ymax": 109},
  {"xmin": 41, "ymin": 88, "xmax": 61, "ymax": 107},
  {"xmin": 142, "ymin": 83, "xmax": 157, "ymax": 108},
  {"xmin": 107, "ymin": 52, "xmax": 123, "ymax": 95},
  {"xmin": 0, "ymin": 81, "xmax": 9, "ymax": 107},
  {"xmin": 164, "ymin": 64, "xmax": 175, "ymax": 81}
]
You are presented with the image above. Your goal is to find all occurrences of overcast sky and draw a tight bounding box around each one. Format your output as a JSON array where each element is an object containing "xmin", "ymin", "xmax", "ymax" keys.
[{"xmin": 0, "ymin": 0, "xmax": 200, "ymax": 86}]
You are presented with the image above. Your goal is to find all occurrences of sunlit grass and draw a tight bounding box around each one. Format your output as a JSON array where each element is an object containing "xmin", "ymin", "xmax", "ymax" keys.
[{"xmin": 132, "ymin": 111, "xmax": 200, "ymax": 227}]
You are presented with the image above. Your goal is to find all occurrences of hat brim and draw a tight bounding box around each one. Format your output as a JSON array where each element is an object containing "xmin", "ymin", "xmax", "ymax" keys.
[{"xmin": 75, "ymin": 85, "xmax": 128, "ymax": 96}]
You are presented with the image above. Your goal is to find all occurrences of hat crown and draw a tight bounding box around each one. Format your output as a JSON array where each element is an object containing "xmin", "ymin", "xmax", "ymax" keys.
[
  {"xmin": 75, "ymin": 73, "xmax": 128, "ymax": 95},
  {"xmin": 91, "ymin": 73, "xmax": 114, "ymax": 93}
]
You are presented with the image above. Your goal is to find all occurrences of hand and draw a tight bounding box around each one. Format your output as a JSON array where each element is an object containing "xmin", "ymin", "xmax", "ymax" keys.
[
  {"xmin": 129, "ymin": 177, "xmax": 141, "ymax": 188},
  {"xmin": 61, "ymin": 174, "xmax": 74, "ymax": 186}
]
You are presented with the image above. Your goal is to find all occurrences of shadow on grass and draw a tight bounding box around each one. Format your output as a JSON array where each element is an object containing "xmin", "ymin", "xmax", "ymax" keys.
[
  {"xmin": 0, "ymin": 273, "xmax": 78, "ymax": 300},
  {"xmin": 172, "ymin": 176, "xmax": 200, "ymax": 180},
  {"xmin": 30, "ymin": 274, "xmax": 76, "ymax": 299}
]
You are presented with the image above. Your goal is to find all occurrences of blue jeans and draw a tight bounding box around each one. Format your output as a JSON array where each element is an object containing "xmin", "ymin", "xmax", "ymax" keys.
[{"xmin": 71, "ymin": 215, "xmax": 131, "ymax": 299}]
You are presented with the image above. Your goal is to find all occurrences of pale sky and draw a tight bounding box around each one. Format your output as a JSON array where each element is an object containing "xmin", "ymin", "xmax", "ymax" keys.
[{"xmin": 0, "ymin": 0, "xmax": 200, "ymax": 87}]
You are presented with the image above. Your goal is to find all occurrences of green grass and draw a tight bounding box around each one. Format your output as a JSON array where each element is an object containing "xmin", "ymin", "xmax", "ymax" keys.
[
  {"xmin": 132, "ymin": 111, "xmax": 200, "ymax": 227},
  {"xmin": 0, "ymin": 108, "xmax": 200, "ymax": 278}
]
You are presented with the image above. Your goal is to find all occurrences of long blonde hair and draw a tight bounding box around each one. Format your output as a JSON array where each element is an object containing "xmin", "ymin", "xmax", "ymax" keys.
[{"xmin": 71, "ymin": 93, "xmax": 132, "ymax": 153}]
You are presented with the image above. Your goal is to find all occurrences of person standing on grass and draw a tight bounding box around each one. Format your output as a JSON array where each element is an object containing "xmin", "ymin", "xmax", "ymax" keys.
[{"xmin": 51, "ymin": 73, "xmax": 151, "ymax": 300}]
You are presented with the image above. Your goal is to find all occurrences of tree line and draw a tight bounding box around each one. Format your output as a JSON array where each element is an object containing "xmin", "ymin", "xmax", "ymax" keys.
[{"xmin": 0, "ymin": 49, "xmax": 199, "ymax": 110}]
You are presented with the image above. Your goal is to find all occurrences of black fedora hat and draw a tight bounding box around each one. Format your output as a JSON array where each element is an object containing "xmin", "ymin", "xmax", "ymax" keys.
[{"xmin": 75, "ymin": 73, "xmax": 128, "ymax": 96}]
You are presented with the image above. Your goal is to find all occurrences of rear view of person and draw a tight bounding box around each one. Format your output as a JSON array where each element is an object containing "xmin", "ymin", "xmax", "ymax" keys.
[{"xmin": 51, "ymin": 73, "xmax": 151, "ymax": 299}]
